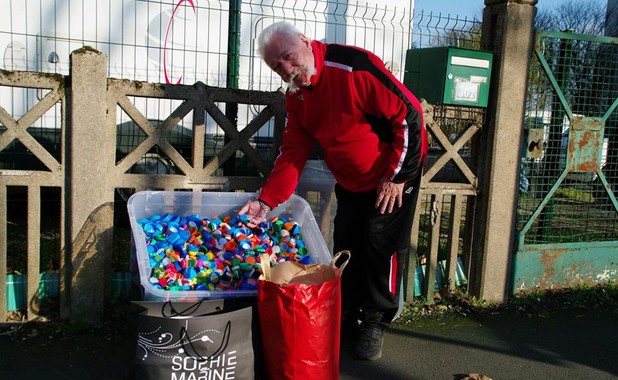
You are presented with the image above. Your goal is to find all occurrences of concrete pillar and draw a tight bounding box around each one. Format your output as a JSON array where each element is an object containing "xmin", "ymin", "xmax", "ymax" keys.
[
  {"xmin": 470, "ymin": 0, "xmax": 537, "ymax": 302},
  {"xmin": 65, "ymin": 47, "xmax": 114, "ymax": 324}
]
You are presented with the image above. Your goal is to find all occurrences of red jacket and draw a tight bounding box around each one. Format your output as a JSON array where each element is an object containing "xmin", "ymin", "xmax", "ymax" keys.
[{"xmin": 259, "ymin": 40, "xmax": 427, "ymax": 208}]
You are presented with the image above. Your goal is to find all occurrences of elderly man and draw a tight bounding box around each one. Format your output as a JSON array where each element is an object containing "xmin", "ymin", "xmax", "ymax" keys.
[{"xmin": 241, "ymin": 21, "xmax": 427, "ymax": 361}]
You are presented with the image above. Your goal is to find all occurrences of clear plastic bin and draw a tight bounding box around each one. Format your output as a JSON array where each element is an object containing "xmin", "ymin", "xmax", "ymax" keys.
[{"xmin": 127, "ymin": 191, "xmax": 331, "ymax": 301}]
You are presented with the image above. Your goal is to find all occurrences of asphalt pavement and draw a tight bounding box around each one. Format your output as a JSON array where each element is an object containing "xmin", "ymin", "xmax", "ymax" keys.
[
  {"xmin": 340, "ymin": 310, "xmax": 617, "ymax": 379},
  {"xmin": 1, "ymin": 307, "xmax": 616, "ymax": 379}
]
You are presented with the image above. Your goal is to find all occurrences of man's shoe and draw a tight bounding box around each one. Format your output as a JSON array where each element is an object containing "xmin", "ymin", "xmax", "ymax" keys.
[{"xmin": 354, "ymin": 323, "xmax": 385, "ymax": 360}]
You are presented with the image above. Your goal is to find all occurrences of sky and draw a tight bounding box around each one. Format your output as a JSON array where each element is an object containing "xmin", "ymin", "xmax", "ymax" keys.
[{"xmin": 413, "ymin": 0, "xmax": 571, "ymax": 20}]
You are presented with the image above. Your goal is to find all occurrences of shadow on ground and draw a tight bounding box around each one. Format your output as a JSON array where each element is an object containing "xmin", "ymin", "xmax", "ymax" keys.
[{"xmin": 1, "ymin": 300, "xmax": 617, "ymax": 380}]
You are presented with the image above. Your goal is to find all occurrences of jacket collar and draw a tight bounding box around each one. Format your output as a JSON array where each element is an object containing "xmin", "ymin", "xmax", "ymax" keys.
[{"xmin": 309, "ymin": 40, "xmax": 326, "ymax": 87}]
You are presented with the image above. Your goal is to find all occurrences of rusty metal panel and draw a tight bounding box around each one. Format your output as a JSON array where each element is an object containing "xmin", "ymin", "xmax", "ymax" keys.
[
  {"xmin": 512, "ymin": 243, "xmax": 618, "ymax": 291},
  {"xmin": 567, "ymin": 116, "xmax": 604, "ymax": 173}
]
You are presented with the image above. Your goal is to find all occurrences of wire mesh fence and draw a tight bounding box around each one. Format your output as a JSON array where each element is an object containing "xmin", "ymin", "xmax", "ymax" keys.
[
  {"xmin": 0, "ymin": 0, "xmax": 483, "ymax": 290},
  {"xmin": 520, "ymin": 30, "xmax": 618, "ymax": 245},
  {"xmin": 0, "ymin": 0, "xmax": 482, "ymax": 171}
]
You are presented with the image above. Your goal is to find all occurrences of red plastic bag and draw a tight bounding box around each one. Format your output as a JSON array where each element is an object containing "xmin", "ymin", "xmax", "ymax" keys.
[{"xmin": 258, "ymin": 251, "xmax": 350, "ymax": 380}]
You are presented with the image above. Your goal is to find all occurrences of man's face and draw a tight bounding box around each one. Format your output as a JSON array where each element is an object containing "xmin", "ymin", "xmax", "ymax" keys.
[{"xmin": 263, "ymin": 33, "xmax": 315, "ymax": 90}]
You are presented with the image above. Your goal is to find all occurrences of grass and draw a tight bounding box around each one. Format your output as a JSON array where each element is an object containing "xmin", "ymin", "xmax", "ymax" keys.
[
  {"xmin": 555, "ymin": 187, "xmax": 594, "ymax": 203},
  {"xmin": 394, "ymin": 282, "xmax": 618, "ymax": 327}
]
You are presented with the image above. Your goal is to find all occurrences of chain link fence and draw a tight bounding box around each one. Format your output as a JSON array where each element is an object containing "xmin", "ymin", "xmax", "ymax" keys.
[{"xmin": 520, "ymin": 30, "xmax": 618, "ymax": 245}]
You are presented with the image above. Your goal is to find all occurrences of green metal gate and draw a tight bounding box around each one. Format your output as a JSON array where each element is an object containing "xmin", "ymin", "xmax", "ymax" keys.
[{"xmin": 515, "ymin": 30, "xmax": 618, "ymax": 291}]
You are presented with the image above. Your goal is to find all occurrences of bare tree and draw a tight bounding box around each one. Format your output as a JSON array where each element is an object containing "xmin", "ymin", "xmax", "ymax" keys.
[
  {"xmin": 535, "ymin": 0, "xmax": 606, "ymax": 34},
  {"xmin": 531, "ymin": 0, "xmax": 611, "ymax": 116},
  {"xmin": 436, "ymin": 23, "xmax": 482, "ymax": 49}
]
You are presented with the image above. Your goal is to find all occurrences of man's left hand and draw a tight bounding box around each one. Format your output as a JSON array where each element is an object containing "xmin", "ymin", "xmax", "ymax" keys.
[{"xmin": 375, "ymin": 178, "xmax": 404, "ymax": 214}]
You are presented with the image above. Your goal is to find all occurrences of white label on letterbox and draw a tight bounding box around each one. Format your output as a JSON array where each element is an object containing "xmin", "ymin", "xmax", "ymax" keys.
[{"xmin": 451, "ymin": 56, "xmax": 490, "ymax": 69}]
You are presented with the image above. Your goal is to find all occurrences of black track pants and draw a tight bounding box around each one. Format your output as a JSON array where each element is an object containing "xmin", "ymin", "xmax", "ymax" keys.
[{"xmin": 333, "ymin": 175, "xmax": 421, "ymax": 326}]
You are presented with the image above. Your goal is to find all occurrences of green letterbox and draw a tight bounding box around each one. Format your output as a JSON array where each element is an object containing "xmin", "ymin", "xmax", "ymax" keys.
[{"xmin": 404, "ymin": 47, "xmax": 493, "ymax": 108}]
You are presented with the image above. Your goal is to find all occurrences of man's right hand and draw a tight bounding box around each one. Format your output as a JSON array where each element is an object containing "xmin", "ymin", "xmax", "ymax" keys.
[{"xmin": 239, "ymin": 200, "xmax": 270, "ymax": 227}]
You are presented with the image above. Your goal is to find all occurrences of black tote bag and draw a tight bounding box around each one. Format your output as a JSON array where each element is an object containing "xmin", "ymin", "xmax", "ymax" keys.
[{"xmin": 131, "ymin": 298, "xmax": 260, "ymax": 380}]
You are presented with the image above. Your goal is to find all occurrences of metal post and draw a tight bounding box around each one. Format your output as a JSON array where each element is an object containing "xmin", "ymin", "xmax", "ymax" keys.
[
  {"xmin": 603, "ymin": 1, "xmax": 618, "ymax": 182},
  {"xmin": 224, "ymin": 0, "xmax": 241, "ymax": 175}
]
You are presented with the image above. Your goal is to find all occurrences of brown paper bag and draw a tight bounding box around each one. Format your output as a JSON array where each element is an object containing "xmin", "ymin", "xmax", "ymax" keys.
[{"xmin": 260, "ymin": 251, "xmax": 349, "ymax": 285}]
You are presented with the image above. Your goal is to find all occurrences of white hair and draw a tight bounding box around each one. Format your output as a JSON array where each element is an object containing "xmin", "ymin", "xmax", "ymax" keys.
[{"xmin": 256, "ymin": 21, "xmax": 305, "ymax": 58}]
